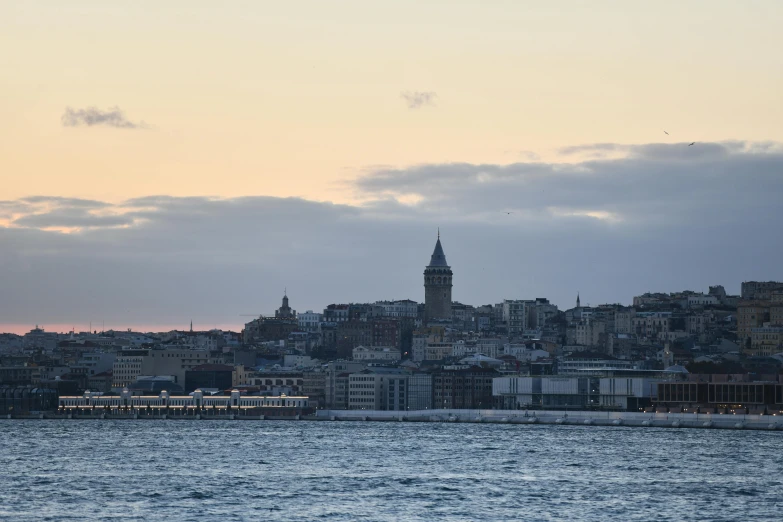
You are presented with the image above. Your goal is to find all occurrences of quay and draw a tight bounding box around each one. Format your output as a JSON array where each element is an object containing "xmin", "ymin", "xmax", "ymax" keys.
[
  {"xmin": 312, "ymin": 408, "xmax": 783, "ymax": 430},
  {"xmin": 6, "ymin": 405, "xmax": 783, "ymax": 431}
]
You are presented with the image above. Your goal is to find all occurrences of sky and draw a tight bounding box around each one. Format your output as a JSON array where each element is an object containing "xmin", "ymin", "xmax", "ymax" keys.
[{"xmin": 1, "ymin": 1, "xmax": 783, "ymax": 334}]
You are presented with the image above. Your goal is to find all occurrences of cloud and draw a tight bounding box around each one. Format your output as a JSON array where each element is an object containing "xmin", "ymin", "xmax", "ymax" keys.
[
  {"xmin": 354, "ymin": 141, "xmax": 783, "ymax": 227},
  {"xmin": 12, "ymin": 209, "xmax": 134, "ymax": 229},
  {"xmin": 401, "ymin": 91, "xmax": 437, "ymax": 109},
  {"xmin": 61, "ymin": 106, "xmax": 147, "ymax": 129},
  {"xmin": 1, "ymin": 140, "xmax": 782, "ymax": 330}
]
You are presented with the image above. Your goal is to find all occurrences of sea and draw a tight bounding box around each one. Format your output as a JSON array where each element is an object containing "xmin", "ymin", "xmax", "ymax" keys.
[{"xmin": 0, "ymin": 420, "xmax": 781, "ymax": 521}]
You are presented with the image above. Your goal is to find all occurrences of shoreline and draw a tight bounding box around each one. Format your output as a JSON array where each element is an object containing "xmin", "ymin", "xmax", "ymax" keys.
[{"xmin": 5, "ymin": 409, "xmax": 783, "ymax": 431}]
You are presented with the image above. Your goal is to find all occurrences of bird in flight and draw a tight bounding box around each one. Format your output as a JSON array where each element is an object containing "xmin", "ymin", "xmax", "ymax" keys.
[
  {"xmin": 688, "ymin": 142, "xmax": 695, "ymax": 146},
  {"xmin": 664, "ymin": 131, "xmax": 669, "ymax": 135},
  {"xmin": 504, "ymin": 211, "xmax": 513, "ymax": 215}
]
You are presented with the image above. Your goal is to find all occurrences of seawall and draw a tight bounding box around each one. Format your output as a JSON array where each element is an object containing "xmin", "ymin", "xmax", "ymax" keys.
[
  {"xmin": 6, "ymin": 409, "xmax": 783, "ymax": 430},
  {"xmin": 313, "ymin": 408, "xmax": 783, "ymax": 431}
]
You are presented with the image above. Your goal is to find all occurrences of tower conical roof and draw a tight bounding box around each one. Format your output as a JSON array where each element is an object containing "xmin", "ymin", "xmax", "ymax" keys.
[{"xmin": 428, "ymin": 236, "xmax": 449, "ymax": 267}]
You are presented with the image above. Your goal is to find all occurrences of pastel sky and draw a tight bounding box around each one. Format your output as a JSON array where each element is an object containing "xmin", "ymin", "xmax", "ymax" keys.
[{"xmin": 2, "ymin": 1, "xmax": 783, "ymax": 334}]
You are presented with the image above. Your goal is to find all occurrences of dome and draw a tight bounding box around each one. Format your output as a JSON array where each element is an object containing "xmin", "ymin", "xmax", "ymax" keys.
[{"xmin": 664, "ymin": 364, "xmax": 689, "ymax": 374}]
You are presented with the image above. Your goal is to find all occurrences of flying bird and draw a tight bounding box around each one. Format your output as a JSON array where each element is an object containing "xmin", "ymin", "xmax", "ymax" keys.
[
  {"xmin": 688, "ymin": 142, "xmax": 695, "ymax": 146},
  {"xmin": 504, "ymin": 211, "xmax": 513, "ymax": 215},
  {"xmin": 664, "ymin": 131, "xmax": 669, "ymax": 135}
]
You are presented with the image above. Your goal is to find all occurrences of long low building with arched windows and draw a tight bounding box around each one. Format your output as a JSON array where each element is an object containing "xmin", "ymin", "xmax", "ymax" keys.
[{"xmin": 58, "ymin": 388, "xmax": 311, "ymax": 417}]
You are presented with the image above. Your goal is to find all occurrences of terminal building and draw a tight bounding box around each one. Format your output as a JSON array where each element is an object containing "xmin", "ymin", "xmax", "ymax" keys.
[{"xmin": 58, "ymin": 388, "xmax": 311, "ymax": 417}]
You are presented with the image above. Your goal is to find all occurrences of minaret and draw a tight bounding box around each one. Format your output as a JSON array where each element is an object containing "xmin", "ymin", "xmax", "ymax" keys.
[
  {"xmin": 576, "ymin": 293, "xmax": 581, "ymax": 308},
  {"xmin": 424, "ymin": 230, "xmax": 453, "ymax": 323},
  {"xmin": 190, "ymin": 320, "xmax": 193, "ymax": 332}
]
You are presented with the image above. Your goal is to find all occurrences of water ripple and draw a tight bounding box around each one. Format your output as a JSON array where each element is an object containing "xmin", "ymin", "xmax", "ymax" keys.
[{"xmin": 0, "ymin": 420, "xmax": 781, "ymax": 521}]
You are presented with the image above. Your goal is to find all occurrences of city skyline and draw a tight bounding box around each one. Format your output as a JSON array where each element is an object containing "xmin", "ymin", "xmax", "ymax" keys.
[{"xmin": 2, "ymin": 2, "xmax": 783, "ymax": 333}]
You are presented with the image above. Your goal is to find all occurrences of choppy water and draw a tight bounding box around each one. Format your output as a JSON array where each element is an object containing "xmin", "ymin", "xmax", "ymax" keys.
[{"xmin": 1, "ymin": 420, "xmax": 781, "ymax": 521}]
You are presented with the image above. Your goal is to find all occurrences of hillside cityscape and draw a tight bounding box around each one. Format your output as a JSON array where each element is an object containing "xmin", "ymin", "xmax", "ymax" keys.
[{"xmin": 3, "ymin": 234, "xmax": 782, "ymax": 416}]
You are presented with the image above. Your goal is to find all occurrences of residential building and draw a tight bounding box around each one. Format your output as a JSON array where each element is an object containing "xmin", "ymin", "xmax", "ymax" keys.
[
  {"xmin": 502, "ymin": 300, "xmax": 528, "ymax": 336},
  {"xmin": 750, "ymin": 325, "xmax": 783, "ymax": 357},
  {"xmin": 298, "ymin": 311, "xmax": 323, "ymax": 333},
  {"xmin": 323, "ymin": 304, "xmax": 350, "ymax": 323},
  {"xmin": 737, "ymin": 301, "xmax": 771, "ymax": 351},
  {"xmin": 375, "ymin": 300, "xmax": 419, "ymax": 318},
  {"xmin": 741, "ymin": 281, "xmax": 783, "ymax": 301}
]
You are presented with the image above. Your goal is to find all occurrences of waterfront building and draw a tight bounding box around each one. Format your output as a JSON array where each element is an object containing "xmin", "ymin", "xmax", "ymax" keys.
[
  {"xmin": 302, "ymin": 370, "xmax": 326, "ymax": 408},
  {"xmin": 493, "ymin": 375, "xmax": 662, "ymax": 410},
  {"xmin": 655, "ymin": 380, "xmax": 783, "ymax": 414},
  {"xmin": 1, "ymin": 385, "xmax": 58, "ymax": 414},
  {"xmin": 58, "ymin": 388, "xmax": 310, "ymax": 416},
  {"xmin": 424, "ymin": 232, "xmax": 453, "ymax": 323},
  {"xmin": 408, "ymin": 372, "xmax": 433, "ymax": 410},
  {"xmin": 323, "ymin": 361, "xmax": 366, "ymax": 408},
  {"xmin": 348, "ymin": 367, "xmax": 408, "ymax": 410},
  {"xmin": 432, "ymin": 366, "xmax": 497, "ymax": 409}
]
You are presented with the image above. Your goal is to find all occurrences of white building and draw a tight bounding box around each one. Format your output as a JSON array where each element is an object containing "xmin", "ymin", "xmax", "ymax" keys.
[
  {"xmin": 682, "ymin": 294, "xmax": 719, "ymax": 309},
  {"xmin": 298, "ymin": 311, "xmax": 323, "ymax": 333},
  {"xmin": 375, "ymin": 300, "xmax": 419, "ymax": 318},
  {"xmin": 59, "ymin": 388, "xmax": 309, "ymax": 413},
  {"xmin": 352, "ymin": 346, "xmax": 401, "ymax": 362},
  {"xmin": 73, "ymin": 352, "xmax": 116, "ymax": 376},
  {"xmin": 557, "ymin": 353, "xmax": 636, "ymax": 375}
]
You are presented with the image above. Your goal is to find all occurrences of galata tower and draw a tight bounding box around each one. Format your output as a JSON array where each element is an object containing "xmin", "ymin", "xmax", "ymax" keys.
[{"xmin": 424, "ymin": 230, "xmax": 453, "ymax": 322}]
